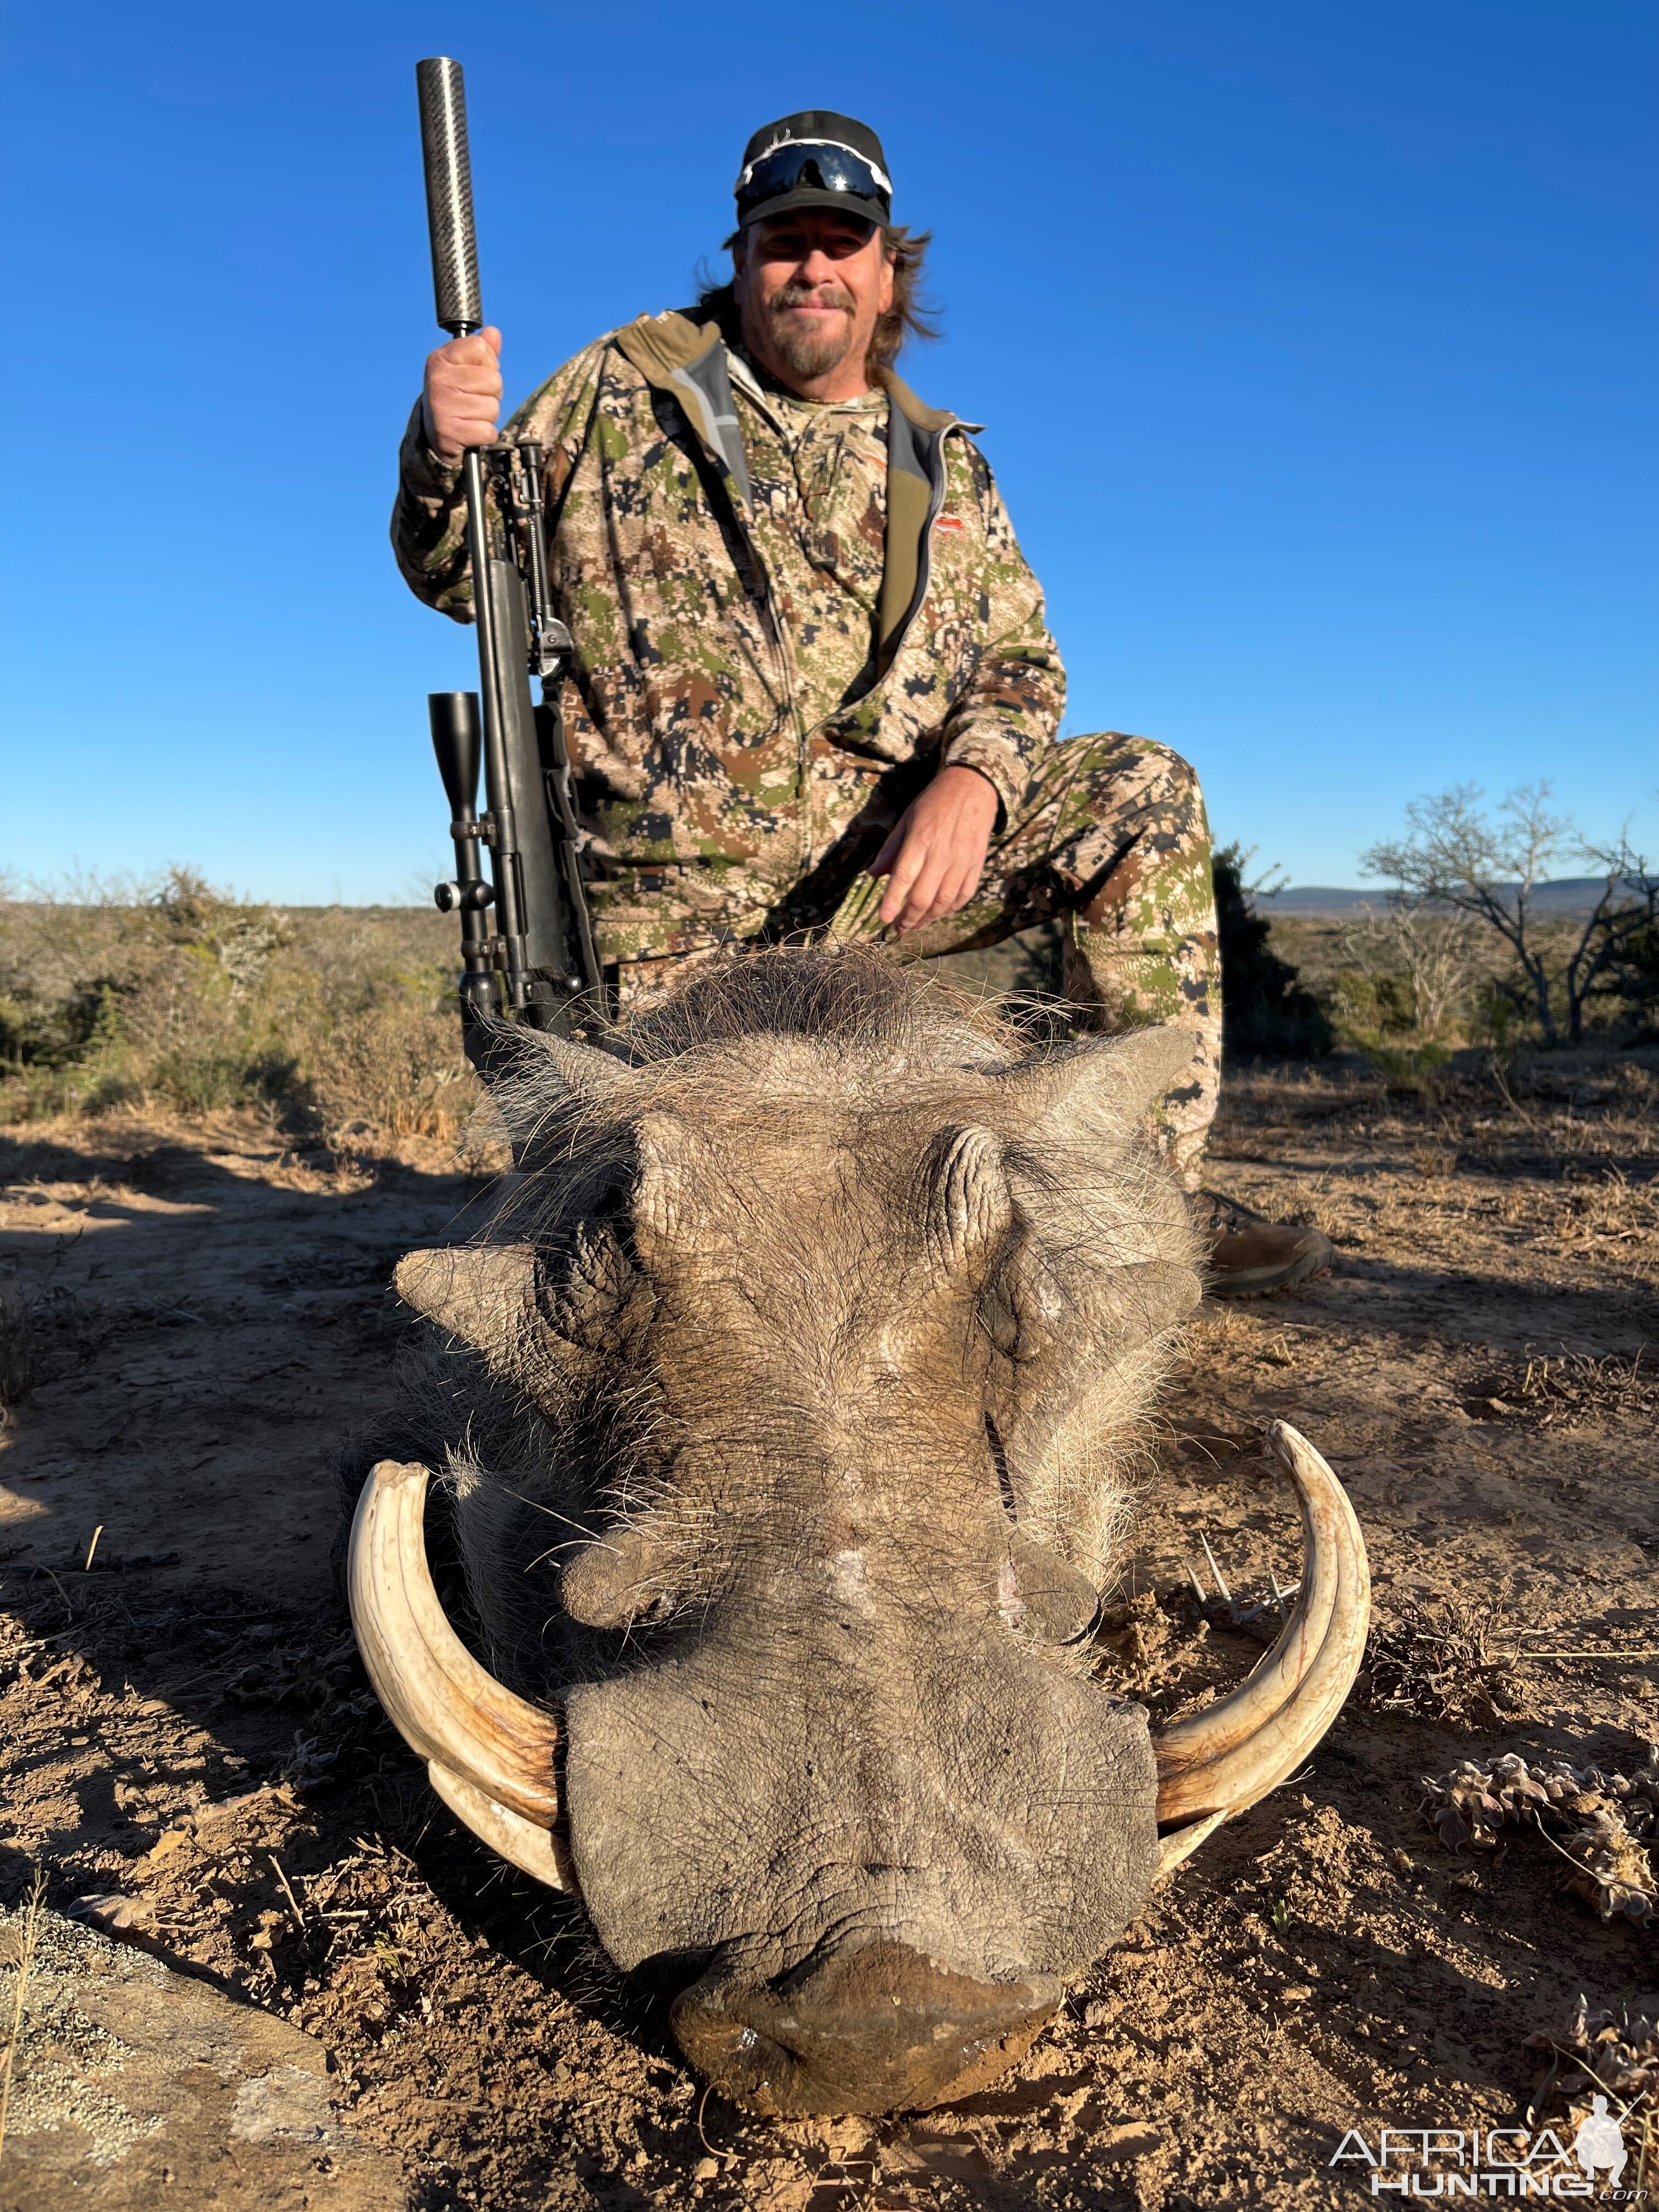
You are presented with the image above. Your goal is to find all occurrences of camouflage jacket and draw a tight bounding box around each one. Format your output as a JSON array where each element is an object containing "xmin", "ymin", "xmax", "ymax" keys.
[{"xmin": 392, "ymin": 313, "xmax": 1066, "ymax": 889}]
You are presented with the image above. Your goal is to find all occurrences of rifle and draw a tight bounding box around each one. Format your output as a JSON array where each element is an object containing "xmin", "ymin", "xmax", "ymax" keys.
[{"xmin": 414, "ymin": 57, "xmax": 602, "ymax": 1044}]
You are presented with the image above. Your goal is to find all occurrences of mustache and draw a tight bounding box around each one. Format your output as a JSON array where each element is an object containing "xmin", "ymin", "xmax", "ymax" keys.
[{"xmin": 769, "ymin": 282, "xmax": 855, "ymax": 315}]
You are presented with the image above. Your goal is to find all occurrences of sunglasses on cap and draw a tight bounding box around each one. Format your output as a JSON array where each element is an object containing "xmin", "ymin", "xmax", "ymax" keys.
[{"xmin": 733, "ymin": 138, "xmax": 893, "ymax": 224}]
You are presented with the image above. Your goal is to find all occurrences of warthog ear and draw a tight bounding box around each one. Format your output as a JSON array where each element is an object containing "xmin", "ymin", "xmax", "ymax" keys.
[
  {"xmin": 922, "ymin": 1125, "xmax": 1011, "ymax": 1263},
  {"xmin": 393, "ymin": 1246, "xmax": 537, "ymax": 1363},
  {"xmin": 560, "ymin": 1516, "xmax": 677, "ymax": 1628},
  {"xmin": 994, "ymin": 1026, "xmax": 1199, "ymax": 1144},
  {"xmin": 1002, "ymin": 1527, "xmax": 1101, "ymax": 1643}
]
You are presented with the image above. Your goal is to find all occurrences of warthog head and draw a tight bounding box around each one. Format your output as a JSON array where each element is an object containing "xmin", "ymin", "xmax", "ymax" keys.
[{"xmin": 351, "ymin": 951, "xmax": 1367, "ymax": 2115}]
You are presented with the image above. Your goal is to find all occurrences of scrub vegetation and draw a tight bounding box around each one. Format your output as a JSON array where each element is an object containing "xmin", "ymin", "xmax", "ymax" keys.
[
  {"xmin": 5, "ymin": 782, "xmax": 1655, "ymax": 1152},
  {"xmin": 0, "ymin": 870, "xmax": 477, "ymax": 1147},
  {"xmin": 1220, "ymin": 786, "xmax": 1659, "ymax": 1084}
]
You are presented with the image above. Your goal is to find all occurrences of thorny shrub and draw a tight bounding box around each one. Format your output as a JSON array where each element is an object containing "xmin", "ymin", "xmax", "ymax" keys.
[
  {"xmin": 0, "ymin": 869, "xmax": 477, "ymax": 1148},
  {"xmin": 1367, "ymin": 1592, "xmax": 1531, "ymax": 1727}
]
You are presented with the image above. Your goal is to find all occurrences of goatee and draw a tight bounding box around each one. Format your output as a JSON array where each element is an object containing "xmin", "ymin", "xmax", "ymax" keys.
[{"xmin": 767, "ymin": 283, "xmax": 856, "ymax": 380}]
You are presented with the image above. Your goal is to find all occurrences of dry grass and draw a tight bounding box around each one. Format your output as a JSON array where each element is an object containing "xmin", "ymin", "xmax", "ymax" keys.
[
  {"xmin": 0, "ymin": 1869, "xmax": 44, "ymax": 2170},
  {"xmin": 0, "ymin": 871, "xmax": 477, "ymax": 1150},
  {"xmin": 1464, "ymin": 1349, "xmax": 1657, "ymax": 1429}
]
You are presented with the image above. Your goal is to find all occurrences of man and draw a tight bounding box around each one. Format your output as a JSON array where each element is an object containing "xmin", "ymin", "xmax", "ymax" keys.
[{"xmin": 393, "ymin": 110, "xmax": 1330, "ymax": 1295}]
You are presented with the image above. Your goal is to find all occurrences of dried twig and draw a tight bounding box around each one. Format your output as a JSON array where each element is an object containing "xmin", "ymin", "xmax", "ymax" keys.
[
  {"xmin": 269, "ymin": 1855, "xmax": 307, "ymax": 1933},
  {"xmin": 0, "ymin": 1869, "xmax": 46, "ymax": 2167},
  {"xmin": 33, "ymin": 1568, "xmax": 72, "ymax": 1627},
  {"xmin": 1520, "ymin": 1649, "xmax": 1658, "ymax": 1663}
]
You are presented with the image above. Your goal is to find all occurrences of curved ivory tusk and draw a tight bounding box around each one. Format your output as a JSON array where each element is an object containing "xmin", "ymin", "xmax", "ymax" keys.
[
  {"xmin": 348, "ymin": 1460, "xmax": 573, "ymax": 1889},
  {"xmin": 427, "ymin": 1763, "xmax": 572, "ymax": 1891},
  {"xmin": 1154, "ymin": 1810, "xmax": 1228, "ymax": 1880},
  {"xmin": 1151, "ymin": 1421, "xmax": 1370, "ymax": 1830}
]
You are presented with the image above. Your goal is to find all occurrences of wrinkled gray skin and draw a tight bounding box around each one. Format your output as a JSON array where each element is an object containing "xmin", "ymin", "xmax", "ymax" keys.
[{"xmin": 399, "ymin": 950, "xmax": 1203, "ymax": 2115}]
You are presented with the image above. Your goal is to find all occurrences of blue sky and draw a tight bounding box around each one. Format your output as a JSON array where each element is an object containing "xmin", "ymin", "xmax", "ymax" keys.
[{"xmin": 5, "ymin": 0, "xmax": 1654, "ymax": 900}]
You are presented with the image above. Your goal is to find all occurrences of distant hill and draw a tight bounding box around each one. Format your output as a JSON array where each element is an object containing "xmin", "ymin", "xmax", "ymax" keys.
[{"xmin": 1266, "ymin": 878, "xmax": 1617, "ymax": 918}]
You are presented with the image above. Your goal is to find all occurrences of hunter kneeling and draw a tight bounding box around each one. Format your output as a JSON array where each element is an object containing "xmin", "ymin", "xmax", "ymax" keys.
[{"xmin": 391, "ymin": 108, "xmax": 1330, "ymax": 1297}]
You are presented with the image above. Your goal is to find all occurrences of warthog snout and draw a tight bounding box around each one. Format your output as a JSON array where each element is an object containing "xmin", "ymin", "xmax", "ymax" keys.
[{"xmin": 670, "ymin": 1941, "xmax": 1060, "ymax": 2117}]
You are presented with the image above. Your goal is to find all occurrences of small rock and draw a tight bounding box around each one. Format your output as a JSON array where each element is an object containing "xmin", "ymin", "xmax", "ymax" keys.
[
  {"xmin": 69, "ymin": 1893, "xmax": 156, "ymax": 1942},
  {"xmin": 692, "ymin": 2156, "xmax": 720, "ymax": 2182}
]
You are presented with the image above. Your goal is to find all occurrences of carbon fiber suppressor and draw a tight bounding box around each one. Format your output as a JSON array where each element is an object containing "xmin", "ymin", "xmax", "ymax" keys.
[{"xmin": 415, "ymin": 57, "xmax": 482, "ymax": 335}]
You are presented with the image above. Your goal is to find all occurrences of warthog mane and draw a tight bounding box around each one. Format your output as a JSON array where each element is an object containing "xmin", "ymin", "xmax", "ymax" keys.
[{"xmin": 409, "ymin": 946, "xmax": 1199, "ymax": 1705}]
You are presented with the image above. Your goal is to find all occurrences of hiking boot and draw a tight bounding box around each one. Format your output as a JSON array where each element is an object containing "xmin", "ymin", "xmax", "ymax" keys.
[{"xmin": 1196, "ymin": 1191, "xmax": 1335, "ymax": 1298}]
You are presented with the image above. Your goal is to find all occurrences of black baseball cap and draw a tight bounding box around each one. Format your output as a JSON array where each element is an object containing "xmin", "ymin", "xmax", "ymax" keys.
[{"xmin": 733, "ymin": 111, "xmax": 892, "ymax": 232}]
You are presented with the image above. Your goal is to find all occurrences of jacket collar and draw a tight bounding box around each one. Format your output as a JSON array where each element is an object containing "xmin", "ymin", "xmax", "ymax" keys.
[
  {"xmin": 614, "ymin": 312, "xmax": 751, "ymax": 506},
  {"xmin": 613, "ymin": 311, "xmax": 979, "ymax": 492}
]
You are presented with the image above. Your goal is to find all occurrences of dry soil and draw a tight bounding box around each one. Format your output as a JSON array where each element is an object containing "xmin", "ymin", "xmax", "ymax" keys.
[{"xmin": 1, "ymin": 1045, "xmax": 1655, "ymax": 2209}]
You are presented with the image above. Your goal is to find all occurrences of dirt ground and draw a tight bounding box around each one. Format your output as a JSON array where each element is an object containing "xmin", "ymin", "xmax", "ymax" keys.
[{"xmin": 1, "ymin": 1040, "xmax": 1656, "ymax": 2209}]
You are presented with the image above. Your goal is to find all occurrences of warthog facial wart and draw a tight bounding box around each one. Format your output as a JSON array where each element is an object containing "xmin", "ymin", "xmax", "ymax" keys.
[{"xmin": 348, "ymin": 949, "xmax": 1370, "ymax": 2116}]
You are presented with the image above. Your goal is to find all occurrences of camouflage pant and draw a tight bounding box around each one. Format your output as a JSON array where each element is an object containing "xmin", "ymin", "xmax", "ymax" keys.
[{"xmin": 589, "ymin": 733, "xmax": 1220, "ymax": 1183}]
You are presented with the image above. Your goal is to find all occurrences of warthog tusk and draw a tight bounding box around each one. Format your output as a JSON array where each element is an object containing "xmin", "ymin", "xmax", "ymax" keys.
[
  {"xmin": 1154, "ymin": 1810, "xmax": 1228, "ymax": 1880},
  {"xmin": 1150, "ymin": 1420, "xmax": 1370, "ymax": 1836},
  {"xmin": 348, "ymin": 1460, "xmax": 573, "ymax": 1891}
]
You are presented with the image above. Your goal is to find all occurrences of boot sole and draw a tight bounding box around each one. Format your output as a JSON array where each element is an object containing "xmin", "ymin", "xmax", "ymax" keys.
[{"xmin": 1207, "ymin": 1245, "xmax": 1334, "ymax": 1300}]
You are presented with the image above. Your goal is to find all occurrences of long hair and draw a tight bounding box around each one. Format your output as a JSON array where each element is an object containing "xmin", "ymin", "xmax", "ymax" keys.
[{"xmin": 693, "ymin": 225, "xmax": 939, "ymax": 379}]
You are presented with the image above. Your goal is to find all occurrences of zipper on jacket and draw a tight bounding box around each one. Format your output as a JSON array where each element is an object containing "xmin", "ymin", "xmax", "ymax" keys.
[
  {"xmin": 722, "ymin": 360, "xmax": 816, "ymax": 871},
  {"xmin": 883, "ymin": 424, "xmax": 953, "ymax": 672}
]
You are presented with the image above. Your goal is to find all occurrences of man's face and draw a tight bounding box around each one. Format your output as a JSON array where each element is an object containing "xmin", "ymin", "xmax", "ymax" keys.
[{"xmin": 733, "ymin": 210, "xmax": 895, "ymax": 394}]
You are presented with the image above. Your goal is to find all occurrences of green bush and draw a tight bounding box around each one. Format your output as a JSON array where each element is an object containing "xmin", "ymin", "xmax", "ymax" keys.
[{"xmin": 1214, "ymin": 845, "xmax": 1334, "ymax": 1059}]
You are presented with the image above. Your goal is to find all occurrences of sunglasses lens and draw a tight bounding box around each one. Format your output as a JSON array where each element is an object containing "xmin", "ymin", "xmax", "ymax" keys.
[{"xmin": 737, "ymin": 142, "xmax": 888, "ymax": 218}]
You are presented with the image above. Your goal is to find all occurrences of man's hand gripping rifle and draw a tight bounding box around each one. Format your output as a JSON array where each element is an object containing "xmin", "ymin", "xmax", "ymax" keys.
[{"xmin": 415, "ymin": 57, "xmax": 601, "ymax": 1048}]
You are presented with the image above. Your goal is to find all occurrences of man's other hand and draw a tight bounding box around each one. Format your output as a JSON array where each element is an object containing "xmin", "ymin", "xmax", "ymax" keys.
[
  {"xmin": 422, "ymin": 328, "xmax": 504, "ymax": 464},
  {"xmin": 870, "ymin": 764, "xmax": 1001, "ymax": 933}
]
